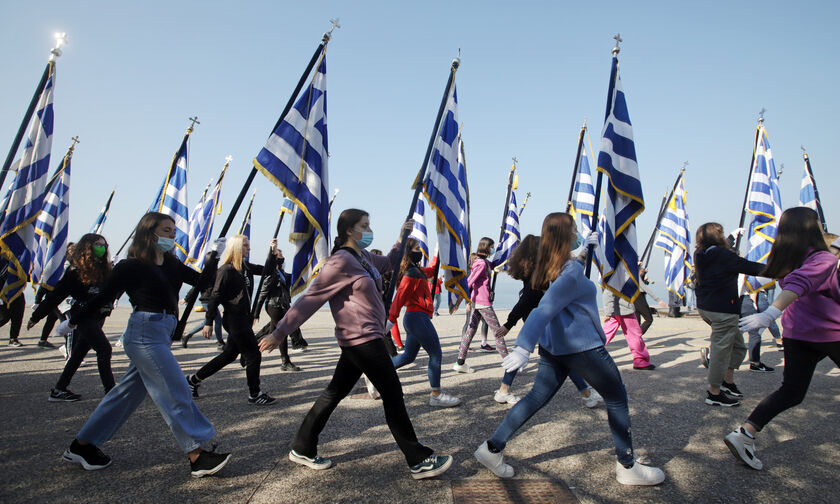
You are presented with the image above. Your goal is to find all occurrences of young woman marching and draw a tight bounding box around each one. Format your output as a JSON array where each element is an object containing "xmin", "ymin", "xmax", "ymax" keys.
[
  {"xmin": 473, "ymin": 212, "xmax": 665, "ymax": 486},
  {"xmin": 259, "ymin": 208, "xmax": 453, "ymax": 480},
  {"xmin": 453, "ymin": 237, "xmax": 520, "ymax": 405},
  {"xmin": 27, "ymin": 234, "xmax": 116, "ymax": 401},
  {"xmin": 725, "ymin": 207, "xmax": 840, "ymax": 470},
  {"xmin": 388, "ymin": 238, "xmax": 461, "ymax": 408},
  {"xmin": 255, "ymin": 247, "xmax": 302, "ymax": 371},
  {"xmin": 60, "ymin": 212, "xmax": 229, "ymax": 478},
  {"xmin": 694, "ymin": 223, "xmax": 765, "ymax": 407},
  {"xmin": 186, "ymin": 235, "xmax": 277, "ymax": 404}
]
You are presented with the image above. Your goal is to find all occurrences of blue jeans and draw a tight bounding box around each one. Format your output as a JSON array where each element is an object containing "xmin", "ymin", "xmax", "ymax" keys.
[
  {"xmin": 433, "ymin": 292, "xmax": 441, "ymax": 312},
  {"xmin": 186, "ymin": 303, "xmax": 224, "ymax": 344},
  {"xmin": 488, "ymin": 346, "xmax": 634, "ymax": 465},
  {"xmin": 77, "ymin": 312, "xmax": 216, "ymax": 453},
  {"xmin": 392, "ymin": 311, "xmax": 443, "ymax": 390}
]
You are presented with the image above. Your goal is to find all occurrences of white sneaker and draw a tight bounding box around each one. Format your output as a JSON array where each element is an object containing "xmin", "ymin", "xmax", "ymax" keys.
[
  {"xmin": 581, "ymin": 388, "xmax": 603, "ymax": 409},
  {"xmin": 724, "ymin": 429, "xmax": 763, "ymax": 470},
  {"xmin": 364, "ymin": 376, "xmax": 379, "ymax": 399},
  {"xmin": 429, "ymin": 391, "xmax": 461, "ymax": 408},
  {"xmin": 79, "ymin": 360, "xmax": 87, "ymax": 367},
  {"xmin": 474, "ymin": 441, "xmax": 514, "ymax": 478},
  {"xmin": 58, "ymin": 344, "xmax": 68, "ymax": 359},
  {"xmin": 494, "ymin": 390, "xmax": 520, "ymax": 405},
  {"xmin": 452, "ymin": 362, "xmax": 474, "ymax": 374},
  {"xmin": 615, "ymin": 461, "xmax": 665, "ymax": 486}
]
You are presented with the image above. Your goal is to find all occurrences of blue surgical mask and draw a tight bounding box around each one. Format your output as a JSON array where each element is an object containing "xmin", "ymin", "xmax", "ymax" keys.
[
  {"xmin": 356, "ymin": 231, "xmax": 374, "ymax": 249},
  {"xmin": 155, "ymin": 236, "xmax": 176, "ymax": 253},
  {"xmin": 572, "ymin": 232, "xmax": 583, "ymax": 250}
]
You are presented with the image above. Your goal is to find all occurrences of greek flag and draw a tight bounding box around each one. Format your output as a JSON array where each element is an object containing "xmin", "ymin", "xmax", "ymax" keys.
[
  {"xmin": 254, "ymin": 51, "xmax": 329, "ymax": 296},
  {"xmin": 31, "ymin": 150, "xmax": 72, "ymax": 291},
  {"xmin": 150, "ymin": 133, "xmax": 190, "ymax": 261},
  {"xmin": 238, "ymin": 192, "xmax": 255, "ymax": 259},
  {"xmin": 653, "ymin": 176, "xmax": 692, "ymax": 299},
  {"xmin": 596, "ymin": 55, "xmax": 645, "ymax": 302},
  {"xmin": 799, "ymin": 160, "xmax": 818, "ymax": 211},
  {"xmin": 90, "ymin": 188, "xmax": 115, "ymax": 235},
  {"xmin": 745, "ymin": 124, "xmax": 782, "ymax": 293},
  {"xmin": 422, "ymin": 82, "xmax": 471, "ymax": 310},
  {"xmin": 0, "ymin": 66, "xmax": 56, "ymax": 303},
  {"xmin": 493, "ymin": 191, "xmax": 520, "ymax": 272},
  {"xmin": 571, "ymin": 146, "xmax": 596, "ymax": 234},
  {"xmin": 408, "ymin": 197, "xmax": 430, "ymax": 266},
  {"xmin": 186, "ymin": 174, "xmax": 224, "ymax": 272}
]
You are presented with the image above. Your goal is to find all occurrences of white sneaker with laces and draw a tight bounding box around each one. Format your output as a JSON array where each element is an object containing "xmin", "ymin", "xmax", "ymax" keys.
[
  {"xmin": 724, "ymin": 429, "xmax": 763, "ymax": 470},
  {"xmin": 493, "ymin": 390, "xmax": 520, "ymax": 405},
  {"xmin": 429, "ymin": 392, "xmax": 461, "ymax": 408},
  {"xmin": 581, "ymin": 388, "xmax": 603, "ymax": 408},
  {"xmin": 474, "ymin": 441, "xmax": 514, "ymax": 478},
  {"xmin": 615, "ymin": 461, "xmax": 665, "ymax": 485},
  {"xmin": 452, "ymin": 362, "xmax": 474, "ymax": 374}
]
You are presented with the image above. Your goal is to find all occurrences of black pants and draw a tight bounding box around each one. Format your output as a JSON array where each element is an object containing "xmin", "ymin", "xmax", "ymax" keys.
[
  {"xmin": 747, "ymin": 338, "xmax": 840, "ymax": 431},
  {"xmin": 56, "ymin": 318, "xmax": 114, "ymax": 392},
  {"xmin": 4, "ymin": 296, "xmax": 25, "ymax": 341},
  {"xmin": 196, "ymin": 326, "xmax": 262, "ymax": 396},
  {"xmin": 291, "ymin": 338, "xmax": 433, "ymax": 466},
  {"xmin": 256, "ymin": 306, "xmax": 306, "ymax": 354},
  {"xmin": 634, "ymin": 294, "xmax": 653, "ymax": 335},
  {"xmin": 41, "ymin": 309, "xmax": 66, "ymax": 342}
]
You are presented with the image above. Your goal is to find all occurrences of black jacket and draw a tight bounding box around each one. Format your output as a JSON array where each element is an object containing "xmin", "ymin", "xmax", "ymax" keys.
[
  {"xmin": 205, "ymin": 258, "xmax": 273, "ymax": 331},
  {"xmin": 694, "ymin": 246, "xmax": 765, "ymax": 314},
  {"xmin": 256, "ymin": 267, "xmax": 293, "ymax": 313},
  {"xmin": 31, "ymin": 268, "xmax": 109, "ymax": 323}
]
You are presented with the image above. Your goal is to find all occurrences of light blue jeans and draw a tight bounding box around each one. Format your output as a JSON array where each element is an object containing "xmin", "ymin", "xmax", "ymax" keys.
[
  {"xmin": 392, "ymin": 311, "xmax": 443, "ymax": 390},
  {"xmin": 77, "ymin": 312, "xmax": 216, "ymax": 453}
]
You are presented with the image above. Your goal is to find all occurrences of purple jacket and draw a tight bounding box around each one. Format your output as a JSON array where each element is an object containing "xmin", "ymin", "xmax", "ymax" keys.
[{"xmin": 779, "ymin": 250, "xmax": 840, "ymax": 343}]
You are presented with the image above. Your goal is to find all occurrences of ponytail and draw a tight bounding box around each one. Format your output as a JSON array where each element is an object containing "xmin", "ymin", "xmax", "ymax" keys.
[{"xmin": 331, "ymin": 208, "xmax": 369, "ymax": 254}]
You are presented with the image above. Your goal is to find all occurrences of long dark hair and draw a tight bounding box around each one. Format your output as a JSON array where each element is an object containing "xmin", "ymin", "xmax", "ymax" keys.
[
  {"xmin": 331, "ymin": 208, "xmax": 369, "ymax": 254},
  {"xmin": 475, "ymin": 237, "xmax": 495, "ymax": 258},
  {"xmin": 695, "ymin": 222, "xmax": 729, "ymax": 253},
  {"xmin": 71, "ymin": 233, "xmax": 111, "ymax": 285},
  {"xmin": 762, "ymin": 207, "xmax": 828, "ymax": 278},
  {"xmin": 128, "ymin": 212, "xmax": 175, "ymax": 264},
  {"xmin": 531, "ymin": 213, "xmax": 575, "ymax": 290},
  {"xmin": 507, "ymin": 234, "xmax": 540, "ymax": 281},
  {"xmin": 398, "ymin": 238, "xmax": 421, "ymax": 277}
]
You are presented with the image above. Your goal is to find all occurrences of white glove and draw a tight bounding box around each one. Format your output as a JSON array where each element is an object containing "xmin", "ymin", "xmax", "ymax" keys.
[
  {"xmin": 739, "ymin": 305, "xmax": 782, "ymax": 332},
  {"xmin": 56, "ymin": 319, "xmax": 74, "ymax": 337},
  {"xmin": 584, "ymin": 231, "xmax": 600, "ymax": 247},
  {"xmin": 211, "ymin": 237, "xmax": 227, "ymax": 254},
  {"xmin": 501, "ymin": 346, "xmax": 530, "ymax": 373},
  {"xmin": 385, "ymin": 320, "xmax": 394, "ymax": 333},
  {"xmin": 728, "ymin": 227, "xmax": 746, "ymax": 239}
]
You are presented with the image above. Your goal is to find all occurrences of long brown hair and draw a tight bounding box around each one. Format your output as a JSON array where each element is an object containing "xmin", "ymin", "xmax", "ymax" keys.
[
  {"xmin": 331, "ymin": 208, "xmax": 369, "ymax": 254},
  {"xmin": 531, "ymin": 213, "xmax": 575, "ymax": 290},
  {"xmin": 128, "ymin": 212, "xmax": 175, "ymax": 264},
  {"xmin": 475, "ymin": 237, "xmax": 495, "ymax": 258},
  {"xmin": 695, "ymin": 223, "xmax": 729, "ymax": 254},
  {"xmin": 507, "ymin": 234, "xmax": 540, "ymax": 281},
  {"xmin": 762, "ymin": 207, "xmax": 828, "ymax": 278},
  {"xmin": 71, "ymin": 233, "xmax": 111, "ymax": 285},
  {"xmin": 398, "ymin": 238, "xmax": 421, "ymax": 277}
]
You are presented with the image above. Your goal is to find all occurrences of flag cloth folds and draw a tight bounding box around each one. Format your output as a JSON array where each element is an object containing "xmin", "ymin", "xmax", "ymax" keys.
[
  {"xmin": 744, "ymin": 124, "xmax": 782, "ymax": 293},
  {"xmin": 90, "ymin": 188, "xmax": 115, "ymax": 235},
  {"xmin": 186, "ymin": 171, "xmax": 225, "ymax": 272},
  {"xmin": 571, "ymin": 145, "xmax": 596, "ymax": 235},
  {"xmin": 408, "ymin": 197, "xmax": 430, "ymax": 266},
  {"xmin": 254, "ymin": 50, "xmax": 329, "ymax": 295},
  {"xmin": 493, "ymin": 191, "xmax": 520, "ymax": 272},
  {"xmin": 596, "ymin": 55, "xmax": 645, "ymax": 302},
  {"xmin": 653, "ymin": 176, "xmax": 692, "ymax": 299},
  {"xmin": 798, "ymin": 166, "xmax": 817, "ymax": 210},
  {"xmin": 0, "ymin": 65, "xmax": 56, "ymax": 302},
  {"xmin": 31, "ymin": 150, "xmax": 72, "ymax": 291},
  {"xmin": 422, "ymin": 82, "xmax": 471, "ymax": 310},
  {"xmin": 150, "ymin": 133, "xmax": 190, "ymax": 261}
]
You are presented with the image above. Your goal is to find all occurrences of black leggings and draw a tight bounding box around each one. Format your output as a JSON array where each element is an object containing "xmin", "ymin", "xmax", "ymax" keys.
[
  {"xmin": 747, "ymin": 338, "xmax": 840, "ymax": 431},
  {"xmin": 291, "ymin": 338, "xmax": 433, "ymax": 466},
  {"xmin": 41, "ymin": 309, "xmax": 66, "ymax": 342},
  {"xmin": 56, "ymin": 318, "xmax": 114, "ymax": 392},
  {"xmin": 4, "ymin": 296, "xmax": 25, "ymax": 341},
  {"xmin": 634, "ymin": 294, "xmax": 653, "ymax": 335},
  {"xmin": 195, "ymin": 326, "xmax": 262, "ymax": 396}
]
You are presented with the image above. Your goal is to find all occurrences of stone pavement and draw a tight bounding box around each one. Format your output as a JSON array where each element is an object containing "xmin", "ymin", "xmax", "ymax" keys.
[{"xmin": 1, "ymin": 307, "xmax": 838, "ymax": 503}]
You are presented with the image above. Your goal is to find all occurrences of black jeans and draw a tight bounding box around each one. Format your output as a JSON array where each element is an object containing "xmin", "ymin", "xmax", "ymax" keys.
[
  {"xmin": 56, "ymin": 318, "xmax": 114, "ymax": 392},
  {"xmin": 41, "ymin": 308, "xmax": 66, "ymax": 342},
  {"xmin": 634, "ymin": 294, "xmax": 653, "ymax": 335},
  {"xmin": 196, "ymin": 326, "xmax": 262, "ymax": 396},
  {"xmin": 747, "ymin": 338, "xmax": 840, "ymax": 431},
  {"xmin": 291, "ymin": 338, "xmax": 433, "ymax": 466},
  {"xmin": 4, "ymin": 296, "xmax": 25, "ymax": 341}
]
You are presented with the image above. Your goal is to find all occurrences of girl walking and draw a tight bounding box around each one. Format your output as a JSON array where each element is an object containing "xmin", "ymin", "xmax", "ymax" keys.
[{"xmin": 255, "ymin": 247, "xmax": 302, "ymax": 371}]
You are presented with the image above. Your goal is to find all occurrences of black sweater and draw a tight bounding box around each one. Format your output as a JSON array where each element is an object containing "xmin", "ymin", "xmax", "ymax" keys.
[
  {"xmin": 256, "ymin": 267, "xmax": 292, "ymax": 313},
  {"xmin": 503, "ymin": 277, "xmax": 544, "ymax": 330},
  {"xmin": 694, "ymin": 246, "xmax": 765, "ymax": 314},
  {"xmin": 204, "ymin": 259, "xmax": 271, "ymax": 331},
  {"xmin": 31, "ymin": 268, "xmax": 109, "ymax": 323}
]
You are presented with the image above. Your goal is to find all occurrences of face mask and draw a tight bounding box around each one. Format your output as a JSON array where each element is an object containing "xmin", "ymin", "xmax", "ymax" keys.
[
  {"xmin": 572, "ymin": 231, "xmax": 583, "ymax": 250},
  {"xmin": 356, "ymin": 231, "xmax": 373, "ymax": 249},
  {"xmin": 277, "ymin": 258, "xmax": 285, "ymax": 268},
  {"xmin": 92, "ymin": 245, "xmax": 107, "ymax": 258},
  {"xmin": 155, "ymin": 236, "xmax": 176, "ymax": 253},
  {"xmin": 409, "ymin": 250, "xmax": 424, "ymax": 264}
]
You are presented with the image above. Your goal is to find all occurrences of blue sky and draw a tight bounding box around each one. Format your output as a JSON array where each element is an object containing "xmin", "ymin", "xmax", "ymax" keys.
[{"xmin": 2, "ymin": 1, "xmax": 837, "ymax": 305}]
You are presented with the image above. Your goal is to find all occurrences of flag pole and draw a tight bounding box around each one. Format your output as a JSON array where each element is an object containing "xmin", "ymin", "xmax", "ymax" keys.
[
  {"xmin": 174, "ymin": 31, "xmax": 335, "ymax": 339},
  {"xmin": 518, "ymin": 192, "xmax": 531, "ymax": 218},
  {"xmin": 640, "ymin": 165, "xmax": 685, "ymax": 265},
  {"xmin": 565, "ymin": 122, "xmax": 587, "ymax": 213},
  {"xmin": 801, "ymin": 147, "xmax": 827, "ymax": 232},
  {"xmin": 490, "ymin": 159, "xmax": 517, "ymax": 293},
  {"xmin": 382, "ymin": 57, "xmax": 460, "ymax": 313},
  {"xmin": 642, "ymin": 191, "xmax": 669, "ymax": 270},
  {"xmin": 734, "ymin": 114, "xmax": 764, "ymax": 252}
]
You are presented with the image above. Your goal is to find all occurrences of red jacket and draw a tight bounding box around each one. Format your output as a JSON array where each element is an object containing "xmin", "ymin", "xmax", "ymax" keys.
[{"xmin": 388, "ymin": 258, "xmax": 438, "ymax": 322}]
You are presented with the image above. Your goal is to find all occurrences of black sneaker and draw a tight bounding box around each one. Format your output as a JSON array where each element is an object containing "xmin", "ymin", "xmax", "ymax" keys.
[
  {"xmin": 186, "ymin": 375, "xmax": 200, "ymax": 399},
  {"xmin": 409, "ymin": 454, "xmax": 453, "ymax": 480},
  {"xmin": 49, "ymin": 388, "xmax": 81, "ymax": 402},
  {"xmin": 62, "ymin": 439, "xmax": 112, "ymax": 470},
  {"xmin": 705, "ymin": 390, "xmax": 741, "ymax": 407},
  {"xmin": 280, "ymin": 361, "xmax": 301, "ymax": 372},
  {"xmin": 38, "ymin": 340, "xmax": 56, "ymax": 349},
  {"xmin": 479, "ymin": 344, "xmax": 494, "ymax": 352},
  {"xmin": 181, "ymin": 334, "xmax": 191, "ymax": 348},
  {"xmin": 720, "ymin": 381, "xmax": 744, "ymax": 398},
  {"xmin": 699, "ymin": 347, "xmax": 710, "ymax": 369},
  {"xmin": 749, "ymin": 362, "xmax": 774, "ymax": 373},
  {"xmin": 248, "ymin": 391, "xmax": 277, "ymax": 405},
  {"xmin": 190, "ymin": 450, "xmax": 231, "ymax": 478},
  {"xmin": 633, "ymin": 364, "xmax": 656, "ymax": 370}
]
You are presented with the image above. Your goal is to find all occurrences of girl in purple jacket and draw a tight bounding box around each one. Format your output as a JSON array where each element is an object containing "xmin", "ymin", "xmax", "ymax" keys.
[{"xmin": 725, "ymin": 207, "xmax": 840, "ymax": 470}]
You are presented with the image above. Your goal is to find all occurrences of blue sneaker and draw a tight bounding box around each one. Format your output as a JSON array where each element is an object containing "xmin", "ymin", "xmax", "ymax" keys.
[{"xmin": 409, "ymin": 454, "xmax": 453, "ymax": 480}]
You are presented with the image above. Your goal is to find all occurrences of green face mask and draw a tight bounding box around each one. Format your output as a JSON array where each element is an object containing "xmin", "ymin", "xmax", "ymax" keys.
[{"xmin": 92, "ymin": 245, "xmax": 107, "ymax": 258}]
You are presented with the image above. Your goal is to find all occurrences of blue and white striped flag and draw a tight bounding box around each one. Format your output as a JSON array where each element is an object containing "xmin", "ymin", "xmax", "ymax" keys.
[
  {"xmin": 90, "ymin": 188, "xmax": 115, "ymax": 235},
  {"xmin": 422, "ymin": 82, "xmax": 471, "ymax": 310},
  {"xmin": 150, "ymin": 133, "xmax": 190, "ymax": 261},
  {"xmin": 745, "ymin": 124, "xmax": 782, "ymax": 293},
  {"xmin": 408, "ymin": 197, "xmax": 430, "ymax": 266},
  {"xmin": 571, "ymin": 145, "xmax": 596, "ymax": 235},
  {"xmin": 596, "ymin": 55, "xmax": 645, "ymax": 302},
  {"xmin": 186, "ymin": 172, "xmax": 224, "ymax": 272},
  {"xmin": 493, "ymin": 191, "xmax": 521, "ymax": 272},
  {"xmin": 31, "ymin": 148, "xmax": 72, "ymax": 291},
  {"xmin": 653, "ymin": 176, "xmax": 692, "ymax": 299},
  {"xmin": 254, "ymin": 51, "xmax": 329, "ymax": 296},
  {"xmin": 0, "ymin": 65, "xmax": 56, "ymax": 303},
  {"xmin": 799, "ymin": 162, "xmax": 817, "ymax": 210}
]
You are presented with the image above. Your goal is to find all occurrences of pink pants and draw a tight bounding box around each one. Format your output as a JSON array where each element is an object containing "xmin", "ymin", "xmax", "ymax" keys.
[{"xmin": 603, "ymin": 314, "xmax": 651, "ymax": 367}]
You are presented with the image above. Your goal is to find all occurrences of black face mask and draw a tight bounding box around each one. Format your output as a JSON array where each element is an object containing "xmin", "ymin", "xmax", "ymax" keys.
[
  {"xmin": 277, "ymin": 258, "xmax": 285, "ymax": 268},
  {"xmin": 409, "ymin": 250, "xmax": 423, "ymax": 264}
]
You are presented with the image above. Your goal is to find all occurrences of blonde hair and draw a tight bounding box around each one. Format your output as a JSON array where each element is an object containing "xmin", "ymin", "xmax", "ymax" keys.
[{"xmin": 220, "ymin": 235, "xmax": 248, "ymax": 272}]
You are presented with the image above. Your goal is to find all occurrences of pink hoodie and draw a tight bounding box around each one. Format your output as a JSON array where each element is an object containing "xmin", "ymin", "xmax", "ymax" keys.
[{"xmin": 467, "ymin": 257, "xmax": 492, "ymax": 306}]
